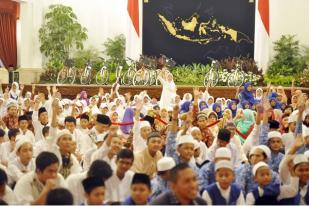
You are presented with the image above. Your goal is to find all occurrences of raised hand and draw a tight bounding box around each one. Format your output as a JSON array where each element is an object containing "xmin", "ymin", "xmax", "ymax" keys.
[
  {"xmin": 46, "ymin": 85, "xmax": 51, "ymax": 93},
  {"xmin": 294, "ymin": 135, "xmax": 304, "ymax": 150},
  {"xmin": 32, "ymin": 84, "xmax": 36, "ymax": 93},
  {"xmin": 20, "ymin": 84, "xmax": 24, "ymax": 91},
  {"xmin": 135, "ymin": 99, "xmax": 143, "ymax": 112},
  {"xmin": 256, "ymin": 103, "xmax": 264, "ymax": 114},
  {"xmin": 262, "ymin": 98, "xmax": 272, "ymax": 112},
  {"xmin": 51, "ymin": 98, "xmax": 59, "ymax": 110},
  {"xmin": 193, "ymin": 87, "xmax": 199, "ymax": 97},
  {"xmin": 98, "ymin": 87, "xmax": 104, "ymax": 96},
  {"xmin": 5, "ymin": 86, "xmax": 9, "ymax": 93},
  {"xmin": 52, "ymin": 85, "xmax": 58, "ymax": 94}
]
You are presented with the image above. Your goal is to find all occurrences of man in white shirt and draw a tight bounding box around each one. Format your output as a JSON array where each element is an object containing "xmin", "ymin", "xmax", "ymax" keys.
[
  {"xmin": 33, "ymin": 103, "xmax": 49, "ymax": 142},
  {"xmin": 66, "ymin": 160, "xmax": 113, "ymax": 205},
  {"xmin": 91, "ymin": 132, "xmax": 123, "ymax": 171},
  {"xmin": 0, "ymin": 128, "xmax": 19, "ymax": 166},
  {"xmin": 77, "ymin": 114, "xmax": 95, "ymax": 156},
  {"xmin": 16, "ymin": 115, "xmax": 35, "ymax": 144},
  {"xmin": 14, "ymin": 151, "xmax": 66, "ymax": 205},
  {"xmin": 105, "ymin": 149, "xmax": 135, "ymax": 204}
]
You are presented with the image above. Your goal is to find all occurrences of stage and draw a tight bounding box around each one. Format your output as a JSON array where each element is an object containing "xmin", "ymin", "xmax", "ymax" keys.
[{"xmin": 1, "ymin": 84, "xmax": 308, "ymax": 100}]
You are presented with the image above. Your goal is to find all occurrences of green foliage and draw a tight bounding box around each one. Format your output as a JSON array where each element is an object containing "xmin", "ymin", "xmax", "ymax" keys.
[
  {"xmin": 171, "ymin": 64, "xmax": 208, "ymax": 85},
  {"xmin": 73, "ymin": 47, "xmax": 103, "ymax": 70},
  {"xmin": 301, "ymin": 46, "xmax": 309, "ymax": 66},
  {"xmin": 264, "ymin": 75, "xmax": 296, "ymax": 86},
  {"xmin": 266, "ymin": 35, "xmax": 306, "ymax": 77},
  {"xmin": 39, "ymin": 4, "xmax": 88, "ymax": 69},
  {"xmin": 39, "ymin": 68, "xmax": 59, "ymax": 83},
  {"xmin": 103, "ymin": 34, "xmax": 126, "ymax": 63}
]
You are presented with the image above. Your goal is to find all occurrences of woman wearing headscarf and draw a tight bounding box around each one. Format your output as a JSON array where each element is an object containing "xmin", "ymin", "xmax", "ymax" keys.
[
  {"xmin": 228, "ymin": 100, "xmax": 238, "ymax": 118},
  {"xmin": 9, "ymin": 82, "xmax": 20, "ymax": 101},
  {"xmin": 158, "ymin": 72, "xmax": 177, "ymax": 110},
  {"xmin": 198, "ymin": 100, "xmax": 208, "ymax": 111},
  {"xmin": 212, "ymin": 103, "xmax": 223, "ymax": 119},
  {"xmin": 207, "ymin": 96, "xmax": 214, "ymax": 108},
  {"xmin": 240, "ymin": 82, "xmax": 256, "ymax": 107},
  {"xmin": 79, "ymin": 91, "xmax": 89, "ymax": 106},
  {"xmin": 234, "ymin": 109, "xmax": 256, "ymax": 143},
  {"xmin": 255, "ymin": 88, "xmax": 263, "ymax": 102}
]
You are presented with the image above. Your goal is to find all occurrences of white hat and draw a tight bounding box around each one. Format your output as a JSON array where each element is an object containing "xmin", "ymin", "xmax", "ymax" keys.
[
  {"xmin": 215, "ymin": 147, "xmax": 232, "ymax": 159},
  {"xmin": 268, "ymin": 131, "xmax": 282, "ymax": 139},
  {"xmin": 252, "ymin": 161, "xmax": 269, "ymax": 176},
  {"xmin": 250, "ymin": 145, "xmax": 271, "ymax": 160},
  {"xmin": 177, "ymin": 135, "xmax": 195, "ymax": 146},
  {"xmin": 56, "ymin": 129, "xmax": 72, "ymax": 142},
  {"xmin": 157, "ymin": 157, "xmax": 176, "ymax": 172},
  {"xmin": 288, "ymin": 113, "xmax": 298, "ymax": 123},
  {"xmin": 190, "ymin": 127, "xmax": 201, "ymax": 133},
  {"xmin": 193, "ymin": 140, "xmax": 200, "ymax": 150},
  {"xmin": 215, "ymin": 160, "xmax": 233, "ymax": 171},
  {"xmin": 6, "ymin": 101, "xmax": 17, "ymax": 109},
  {"xmin": 293, "ymin": 154, "xmax": 309, "ymax": 166},
  {"xmin": 303, "ymin": 127, "xmax": 309, "ymax": 139},
  {"xmin": 15, "ymin": 139, "xmax": 32, "ymax": 154},
  {"xmin": 140, "ymin": 121, "xmax": 151, "ymax": 128}
]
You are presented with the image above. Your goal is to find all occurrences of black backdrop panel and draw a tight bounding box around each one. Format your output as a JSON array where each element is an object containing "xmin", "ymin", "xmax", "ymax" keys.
[{"xmin": 143, "ymin": 0, "xmax": 255, "ymax": 64}]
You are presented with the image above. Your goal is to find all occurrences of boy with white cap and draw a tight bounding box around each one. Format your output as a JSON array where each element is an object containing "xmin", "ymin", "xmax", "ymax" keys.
[
  {"xmin": 235, "ymin": 145, "xmax": 280, "ymax": 195},
  {"xmin": 133, "ymin": 100, "xmax": 152, "ymax": 152},
  {"xmin": 263, "ymin": 131, "xmax": 284, "ymax": 172},
  {"xmin": 190, "ymin": 127, "xmax": 208, "ymax": 165},
  {"xmin": 151, "ymin": 157, "xmax": 176, "ymax": 199},
  {"xmin": 7, "ymin": 139, "xmax": 35, "ymax": 186},
  {"xmin": 282, "ymin": 112, "xmax": 298, "ymax": 153},
  {"xmin": 202, "ymin": 160, "xmax": 245, "ymax": 205},
  {"xmin": 246, "ymin": 161, "xmax": 299, "ymax": 205},
  {"xmin": 199, "ymin": 147, "xmax": 232, "ymax": 192}
]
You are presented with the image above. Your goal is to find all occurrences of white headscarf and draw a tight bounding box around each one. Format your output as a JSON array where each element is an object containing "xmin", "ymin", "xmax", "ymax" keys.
[{"xmin": 9, "ymin": 82, "xmax": 20, "ymax": 100}]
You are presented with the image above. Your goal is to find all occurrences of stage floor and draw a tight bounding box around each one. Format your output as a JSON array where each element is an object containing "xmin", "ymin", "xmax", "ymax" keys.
[{"xmin": 2, "ymin": 84, "xmax": 308, "ymax": 100}]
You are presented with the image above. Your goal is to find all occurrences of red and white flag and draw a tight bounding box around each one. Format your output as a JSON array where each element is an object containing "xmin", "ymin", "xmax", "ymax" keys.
[
  {"xmin": 254, "ymin": 0, "xmax": 270, "ymax": 72},
  {"xmin": 126, "ymin": 0, "xmax": 142, "ymax": 60}
]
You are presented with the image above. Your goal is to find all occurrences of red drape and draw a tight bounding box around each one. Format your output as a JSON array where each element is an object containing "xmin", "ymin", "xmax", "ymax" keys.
[{"xmin": 0, "ymin": 1, "xmax": 19, "ymax": 68}]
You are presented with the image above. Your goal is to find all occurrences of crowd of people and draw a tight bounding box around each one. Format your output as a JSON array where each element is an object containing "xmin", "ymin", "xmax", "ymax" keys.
[{"xmin": 0, "ymin": 79, "xmax": 308, "ymax": 205}]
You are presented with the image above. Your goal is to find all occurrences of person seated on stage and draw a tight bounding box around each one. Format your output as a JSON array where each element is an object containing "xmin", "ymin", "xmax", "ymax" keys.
[{"xmin": 82, "ymin": 176, "xmax": 106, "ymax": 205}]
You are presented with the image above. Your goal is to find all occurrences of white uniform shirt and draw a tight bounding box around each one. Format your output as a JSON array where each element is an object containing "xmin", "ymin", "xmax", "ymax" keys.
[
  {"xmin": 105, "ymin": 170, "xmax": 134, "ymax": 203},
  {"xmin": 133, "ymin": 121, "xmax": 147, "ymax": 153},
  {"xmin": 0, "ymin": 141, "xmax": 15, "ymax": 165},
  {"xmin": 66, "ymin": 172, "xmax": 87, "ymax": 205},
  {"xmin": 0, "ymin": 185, "xmax": 17, "ymax": 205},
  {"xmin": 14, "ymin": 171, "xmax": 66, "ymax": 204},
  {"xmin": 91, "ymin": 142, "xmax": 117, "ymax": 171},
  {"xmin": 7, "ymin": 157, "xmax": 35, "ymax": 185},
  {"xmin": 17, "ymin": 129, "xmax": 35, "ymax": 144},
  {"xmin": 32, "ymin": 110, "xmax": 50, "ymax": 142}
]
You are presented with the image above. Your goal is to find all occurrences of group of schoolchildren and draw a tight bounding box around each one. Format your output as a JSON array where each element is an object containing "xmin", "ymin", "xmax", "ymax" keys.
[{"xmin": 0, "ymin": 81, "xmax": 308, "ymax": 205}]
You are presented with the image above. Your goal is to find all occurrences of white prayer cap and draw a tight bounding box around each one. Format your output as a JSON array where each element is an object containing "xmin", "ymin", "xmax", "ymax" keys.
[
  {"xmin": 190, "ymin": 127, "xmax": 201, "ymax": 133},
  {"xmin": 303, "ymin": 127, "xmax": 309, "ymax": 139},
  {"xmin": 6, "ymin": 101, "xmax": 17, "ymax": 109},
  {"xmin": 215, "ymin": 147, "xmax": 232, "ymax": 159},
  {"xmin": 252, "ymin": 162, "xmax": 269, "ymax": 176},
  {"xmin": 92, "ymin": 108, "xmax": 101, "ymax": 116},
  {"xmin": 288, "ymin": 113, "xmax": 298, "ymax": 123},
  {"xmin": 293, "ymin": 154, "xmax": 309, "ymax": 166},
  {"xmin": 268, "ymin": 131, "xmax": 282, "ymax": 139},
  {"xmin": 55, "ymin": 129, "xmax": 72, "ymax": 142},
  {"xmin": 193, "ymin": 140, "xmax": 200, "ymax": 150},
  {"xmin": 157, "ymin": 157, "xmax": 176, "ymax": 172},
  {"xmin": 177, "ymin": 135, "xmax": 195, "ymax": 146},
  {"xmin": 15, "ymin": 139, "xmax": 32, "ymax": 154},
  {"xmin": 215, "ymin": 160, "xmax": 233, "ymax": 171},
  {"xmin": 140, "ymin": 121, "xmax": 151, "ymax": 128},
  {"xmin": 250, "ymin": 145, "xmax": 271, "ymax": 160}
]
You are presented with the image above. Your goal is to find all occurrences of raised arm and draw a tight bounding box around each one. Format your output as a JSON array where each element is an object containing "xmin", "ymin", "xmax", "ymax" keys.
[{"xmin": 165, "ymin": 105, "xmax": 179, "ymax": 159}]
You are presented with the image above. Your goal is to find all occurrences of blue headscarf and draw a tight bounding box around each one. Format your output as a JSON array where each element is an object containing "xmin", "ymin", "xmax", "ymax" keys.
[
  {"xmin": 180, "ymin": 101, "xmax": 191, "ymax": 114},
  {"xmin": 212, "ymin": 103, "xmax": 223, "ymax": 119},
  {"xmin": 269, "ymin": 97, "xmax": 281, "ymax": 109},
  {"xmin": 228, "ymin": 100, "xmax": 238, "ymax": 118},
  {"xmin": 241, "ymin": 100, "xmax": 251, "ymax": 109},
  {"xmin": 240, "ymin": 82, "xmax": 256, "ymax": 106},
  {"xmin": 199, "ymin": 100, "xmax": 208, "ymax": 111}
]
